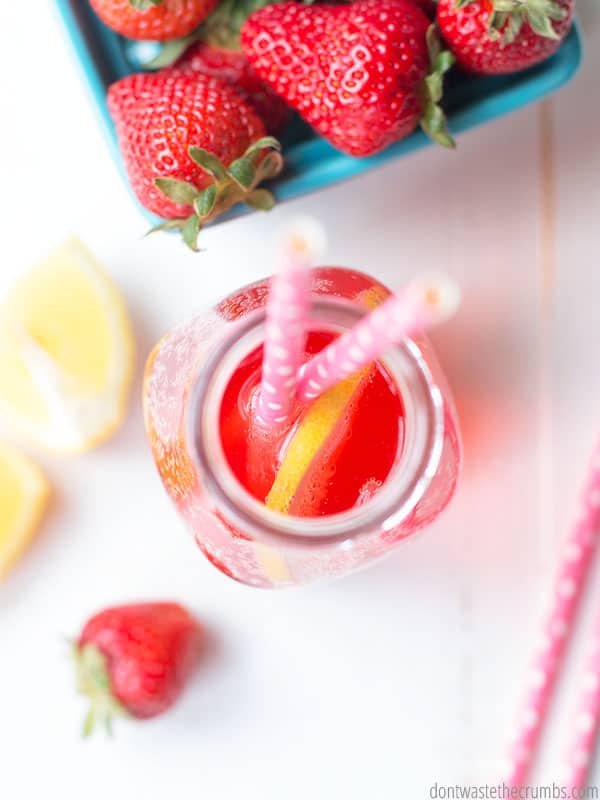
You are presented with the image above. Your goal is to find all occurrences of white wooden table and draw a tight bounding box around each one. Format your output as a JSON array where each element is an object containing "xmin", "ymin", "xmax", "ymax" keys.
[{"xmin": 1, "ymin": 2, "xmax": 599, "ymax": 796}]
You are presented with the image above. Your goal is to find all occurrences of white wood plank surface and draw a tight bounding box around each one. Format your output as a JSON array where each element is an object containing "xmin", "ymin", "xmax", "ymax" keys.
[
  {"xmin": 1, "ymin": 1, "xmax": 599, "ymax": 796},
  {"xmin": 533, "ymin": 1, "xmax": 600, "ymax": 782}
]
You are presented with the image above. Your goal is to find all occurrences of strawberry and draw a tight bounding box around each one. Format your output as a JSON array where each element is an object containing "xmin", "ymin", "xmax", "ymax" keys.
[
  {"xmin": 241, "ymin": 0, "xmax": 455, "ymax": 157},
  {"xmin": 72, "ymin": 602, "xmax": 203, "ymax": 734},
  {"xmin": 437, "ymin": 0, "xmax": 574, "ymax": 75},
  {"xmin": 107, "ymin": 71, "xmax": 283, "ymax": 249},
  {"xmin": 176, "ymin": 43, "xmax": 292, "ymax": 133},
  {"xmin": 89, "ymin": 0, "xmax": 218, "ymax": 41}
]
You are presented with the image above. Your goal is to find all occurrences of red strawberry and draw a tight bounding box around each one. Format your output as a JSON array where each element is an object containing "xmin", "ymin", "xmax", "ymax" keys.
[
  {"xmin": 107, "ymin": 71, "xmax": 283, "ymax": 249},
  {"xmin": 241, "ymin": 0, "xmax": 455, "ymax": 157},
  {"xmin": 73, "ymin": 602, "xmax": 203, "ymax": 734},
  {"xmin": 89, "ymin": 0, "xmax": 218, "ymax": 41},
  {"xmin": 176, "ymin": 43, "xmax": 292, "ymax": 133},
  {"xmin": 437, "ymin": 0, "xmax": 574, "ymax": 75}
]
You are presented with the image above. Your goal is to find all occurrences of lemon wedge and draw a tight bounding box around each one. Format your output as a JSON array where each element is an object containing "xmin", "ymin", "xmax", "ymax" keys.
[
  {"xmin": 0, "ymin": 441, "xmax": 50, "ymax": 579},
  {"xmin": 266, "ymin": 370, "xmax": 368, "ymax": 514},
  {"xmin": 0, "ymin": 239, "xmax": 134, "ymax": 453}
]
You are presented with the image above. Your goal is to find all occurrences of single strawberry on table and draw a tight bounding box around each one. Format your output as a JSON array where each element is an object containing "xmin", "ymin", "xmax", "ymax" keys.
[
  {"xmin": 241, "ymin": 0, "xmax": 456, "ymax": 157},
  {"xmin": 176, "ymin": 42, "xmax": 292, "ymax": 134},
  {"xmin": 436, "ymin": 0, "xmax": 574, "ymax": 75},
  {"xmin": 107, "ymin": 70, "xmax": 283, "ymax": 249},
  {"xmin": 72, "ymin": 602, "xmax": 203, "ymax": 733},
  {"xmin": 89, "ymin": 0, "xmax": 218, "ymax": 41}
]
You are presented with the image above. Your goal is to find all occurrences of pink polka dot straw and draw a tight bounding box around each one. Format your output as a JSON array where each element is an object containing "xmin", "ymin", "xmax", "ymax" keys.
[
  {"xmin": 561, "ymin": 600, "xmax": 600, "ymax": 789},
  {"xmin": 295, "ymin": 273, "xmax": 460, "ymax": 403},
  {"xmin": 254, "ymin": 218, "xmax": 325, "ymax": 428},
  {"xmin": 502, "ymin": 442, "xmax": 600, "ymax": 787}
]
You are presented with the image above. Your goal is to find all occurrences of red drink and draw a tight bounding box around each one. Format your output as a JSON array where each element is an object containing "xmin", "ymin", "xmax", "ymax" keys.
[
  {"xmin": 144, "ymin": 268, "xmax": 461, "ymax": 587},
  {"xmin": 220, "ymin": 331, "xmax": 404, "ymax": 516}
]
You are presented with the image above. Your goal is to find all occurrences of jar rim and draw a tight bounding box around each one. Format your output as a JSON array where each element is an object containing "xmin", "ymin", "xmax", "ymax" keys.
[{"xmin": 186, "ymin": 295, "xmax": 445, "ymax": 549}]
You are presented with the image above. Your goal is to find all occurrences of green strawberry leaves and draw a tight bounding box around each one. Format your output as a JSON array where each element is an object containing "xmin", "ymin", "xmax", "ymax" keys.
[
  {"xmin": 72, "ymin": 642, "xmax": 130, "ymax": 737},
  {"xmin": 181, "ymin": 215, "xmax": 202, "ymax": 251},
  {"xmin": 245, "ymin": 188, "xmax": 276, "ymax": 211},
  {"xmin": 151, "ymin": 136, "xmax": 283, "ymax": 252},
  {"xmin": 194, "ymin": 184, "xmax": 218, "ymax": 217},
  {"xmin": 200, "ymin": 0, "xmax": 277, "ymax": 50},
  {"xmin": 188, "ymin": 147, "xmax": 229, "ymax": 181},
  {"xmin": 144, "ymin": 219, "xmax": 185, "ymax": 234},
  {"xmin": 492, "ymin": 0, "xmax": 568, "ymax": 42},
  {"xmin": 455, "ymin": 0, "xmax": 568, "ymax": 43},
  {"xmin": 420, "ymin": 26, "xmax": 456, "ymax": 150},
  {"xmin": 228, "ymin": 158, "xmax": 257, "ymax": 189},
  {"xmin": 243, "ymin": 136, "xmax": 280, "ymax": 157},
  {"xmin": 144, "ymin": 32, "xmax": 200, "ymax": 69},
  {"xmin": 130, "ymin": 0, "xmax": 164, "ymax": 10},
  {"xmin": 154, "ymin": 178, "xmax": 201, "ymax": 206}
]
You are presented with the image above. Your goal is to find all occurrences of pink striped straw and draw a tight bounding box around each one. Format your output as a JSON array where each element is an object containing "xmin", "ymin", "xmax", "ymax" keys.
[
  {"xmin": 295, "ymin": 273, "xmax": 460, "ymax": 403},
  {"xmin": 560, "ymin": 607, "xmax": 600, "ymax": 791},
  {"xmin": 254, "ymin": 218, "xmax": 325, "ymax": 428},
  {"xmin": 501, "ymin": 438, "xmax": 600, "ymax": 786}
]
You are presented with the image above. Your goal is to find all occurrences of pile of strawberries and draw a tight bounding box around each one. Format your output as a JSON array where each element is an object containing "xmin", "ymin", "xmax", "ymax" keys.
[{"xmin": 94, "ymin": 0, "xmax": 575, "ymax": 248}]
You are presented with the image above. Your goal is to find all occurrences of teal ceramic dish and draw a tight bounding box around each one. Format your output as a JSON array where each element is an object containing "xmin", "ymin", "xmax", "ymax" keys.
[{"xmin": 54, "ymin": 1, "xmax": 582, "ymax": 223}]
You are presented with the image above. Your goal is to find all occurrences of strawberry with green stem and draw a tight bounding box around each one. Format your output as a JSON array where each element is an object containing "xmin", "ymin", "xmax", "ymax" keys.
[
  {"xmin": 72, "ymin": 602, "xmax": 203, "ymax": 735},
  {"xmin": 107, "ymin": 71, "xmax": 283, "ymax": 250},
  {"xmin": 436, "ymin": 0, "xmax": 574, "ymax": 75},
  {"xmin": 152, "ymin": 136, "xmax": 284, "ymax": 248},
  {"xmin": 89, "ymin": 0, "xmax": 220, "ymax": 41},
  {"xmin": 241, "ymin": 0, "xmax": 456, "ymax": 157}
]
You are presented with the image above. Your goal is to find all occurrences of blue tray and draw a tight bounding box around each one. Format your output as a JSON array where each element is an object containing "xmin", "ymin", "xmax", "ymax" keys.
[{"xmin": 55, "ymin": 1, "xmax": 582, "ymax": 224}]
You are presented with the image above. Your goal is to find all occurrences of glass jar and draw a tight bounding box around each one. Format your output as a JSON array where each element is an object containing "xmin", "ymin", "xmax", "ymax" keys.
[{"xmin": 143, "ymin": 267, "xmax": 461, "ymax": 587}]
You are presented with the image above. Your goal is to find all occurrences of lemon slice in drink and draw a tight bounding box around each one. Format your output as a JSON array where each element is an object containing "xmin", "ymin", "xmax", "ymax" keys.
[
  {"xmin": 0, "ymin": 441, "xmax": 50, "ymax": 579},
  {"xmin": 0, "ymin": 239, "xmax": 134, "ymax": 453},
  {"xmin": 266, "ymin": 370, "xmax": 369, "ymax": 514}
]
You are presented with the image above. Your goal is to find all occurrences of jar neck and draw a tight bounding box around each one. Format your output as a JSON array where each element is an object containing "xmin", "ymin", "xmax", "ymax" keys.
[{"xmin": 186, "ymin": 296, "xmax": 445, "ymax": 549}]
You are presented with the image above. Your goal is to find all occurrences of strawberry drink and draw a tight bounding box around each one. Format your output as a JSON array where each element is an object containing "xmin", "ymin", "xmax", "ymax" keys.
[
  {"xmin": 143, "ymin": 268, "xmax": 461, "ymax": 587},
  {"xmin": 220, "ymin": 330, "xmax": 404, "ymax": 516}
]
